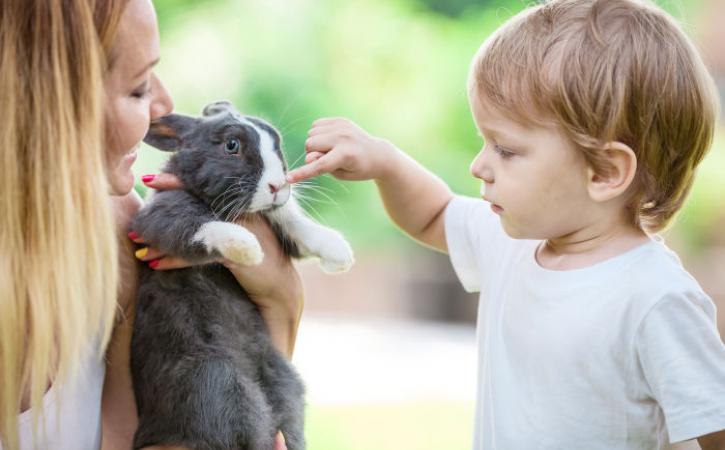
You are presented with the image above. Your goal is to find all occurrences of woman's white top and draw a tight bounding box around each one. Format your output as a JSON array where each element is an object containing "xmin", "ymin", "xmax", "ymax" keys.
[{"xmin": 1, "ymin": 340, "xmax": 105, "ymax": 450}]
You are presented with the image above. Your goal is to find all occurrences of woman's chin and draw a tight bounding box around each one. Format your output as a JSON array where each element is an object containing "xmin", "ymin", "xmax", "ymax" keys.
[
  {"xmin": 108, "ymin": 150, "xmax": 139, "ymax": 195},
  {"xmin": 108, "ymin": 170, "xmax": 136, "ymax": 196}
]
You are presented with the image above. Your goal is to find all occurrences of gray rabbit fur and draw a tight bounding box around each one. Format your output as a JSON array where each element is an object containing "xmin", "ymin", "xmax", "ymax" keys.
[{"xmin": 130, "ymin": 100, "xmax": 353, "ymax": 450}]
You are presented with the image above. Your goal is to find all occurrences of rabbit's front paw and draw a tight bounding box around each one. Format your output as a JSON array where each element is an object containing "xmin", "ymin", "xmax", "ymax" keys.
[
  {"xmin": 193, "ymin": 221, "xmax": 264, "ymax": 266},
  {"xmin": 309, "ymin": 230, "xmax": 354, "ymax": 274},
  {"xmin": 220, "ymin": 235, "xmax": 264, "ymax": 266}
]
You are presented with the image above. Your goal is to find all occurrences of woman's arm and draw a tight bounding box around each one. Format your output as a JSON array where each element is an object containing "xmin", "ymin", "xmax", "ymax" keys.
[
  {"xmin": 221, "ymin": 215, "xmax": 305, "ymax": 358},
  {"xmin": 102, "ymin": 190, "xmax": 143, "ymax": 450},
  {"xmin": 132, "ymin": 216, "xmax": 305, "ymax": 358},
  {"xmin": 133, "ymin": 215, "xmax": 305, "ymax": 358}
]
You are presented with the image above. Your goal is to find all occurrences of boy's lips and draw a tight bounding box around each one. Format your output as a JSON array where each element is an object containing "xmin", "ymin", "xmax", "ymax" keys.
[{"xmin": 483, "ymin": 196, "xmax": 504, "ymax": 213}]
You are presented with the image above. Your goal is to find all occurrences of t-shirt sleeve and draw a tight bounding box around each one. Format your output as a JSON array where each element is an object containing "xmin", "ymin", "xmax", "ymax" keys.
[
  {"xmin": 444, "ymin": 195, "xmax": 504, "ymax": 293},
  {"xmin": 636, "ymin": 291, "xmax": 725, "ymax": 443}
]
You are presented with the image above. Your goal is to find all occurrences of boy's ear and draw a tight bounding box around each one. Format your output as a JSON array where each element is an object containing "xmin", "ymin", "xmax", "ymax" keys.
[
  {"xmin": 143, "ymin": 114, "xmax": 199, "ymax": 151},
  {"xmin": 586, "ymin": 142, "xmax": 638, "ymax": 203}
]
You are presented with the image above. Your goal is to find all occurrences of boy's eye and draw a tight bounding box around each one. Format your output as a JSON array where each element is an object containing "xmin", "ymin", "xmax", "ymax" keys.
[
  {"xmin": 225, "ymin": 138, "xmax": 241, "ymax": 154},
  {"xmin": 494, "ymin": 144, "xmax": 515, "ymax": 159}
]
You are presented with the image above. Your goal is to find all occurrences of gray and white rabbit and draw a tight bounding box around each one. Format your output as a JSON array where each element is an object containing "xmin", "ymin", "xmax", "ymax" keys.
[{"xmin": 129, "ymin": 100, "xmax": 353, "ymax": 450}]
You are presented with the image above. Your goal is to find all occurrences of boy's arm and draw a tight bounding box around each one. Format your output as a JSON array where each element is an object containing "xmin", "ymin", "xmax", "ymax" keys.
[
  {"xmin": 374, "ymin": 148, "xmax": 453, "ymax": 252},
  {"xmin": 286, "ymin": 118, "xmax": 454, "ymax": 252}
]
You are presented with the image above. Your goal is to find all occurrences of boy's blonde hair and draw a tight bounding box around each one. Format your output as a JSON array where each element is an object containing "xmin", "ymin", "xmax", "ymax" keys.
[{"xmin": 469, "ymin": 0, "xmax": 719, "ymax": 232}]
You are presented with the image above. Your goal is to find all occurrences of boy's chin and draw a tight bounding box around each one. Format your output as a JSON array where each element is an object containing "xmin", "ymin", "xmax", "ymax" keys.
[
  {"xmin": 499, "ymin": 218, "xmax": 528, "ymax": 239},
  {"xmin": 499, "ymin": 219, "xmax": 546, "ymax": 241}
]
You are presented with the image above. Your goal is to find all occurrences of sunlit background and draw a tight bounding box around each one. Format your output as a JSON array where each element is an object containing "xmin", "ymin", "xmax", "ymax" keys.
[{"xmin": 137, "ymin": 1, "xmax": 725, "ymax": 448}]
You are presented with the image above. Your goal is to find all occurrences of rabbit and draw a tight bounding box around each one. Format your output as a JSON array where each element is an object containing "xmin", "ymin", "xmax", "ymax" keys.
[{"xmin": 129, "ymin": 100, "xmax": 354, "ymax": 450}]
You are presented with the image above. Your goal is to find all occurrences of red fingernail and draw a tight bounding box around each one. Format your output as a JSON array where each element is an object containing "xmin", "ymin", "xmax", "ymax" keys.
[
  {"xmin": 149, "ymin": 259, "xmax": 160, "ymax": 269},
  {"xmin": 141, "ymin": 174, "xmax": 156, "ymax": 184},
  {"xmin": 128, "ymin": 231, "xmax": 139, "ymax": 240}
]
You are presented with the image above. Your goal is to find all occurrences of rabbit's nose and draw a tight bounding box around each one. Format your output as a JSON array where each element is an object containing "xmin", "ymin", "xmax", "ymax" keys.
[{"xmin": 268, "ymin": 183, "xmax": 281, "ymax": 194}]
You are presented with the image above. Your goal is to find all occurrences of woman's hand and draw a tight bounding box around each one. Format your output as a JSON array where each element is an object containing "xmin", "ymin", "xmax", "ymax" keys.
[{"xmin": 130, "ymin": 173, "xmax": 304, "ymax": 356}]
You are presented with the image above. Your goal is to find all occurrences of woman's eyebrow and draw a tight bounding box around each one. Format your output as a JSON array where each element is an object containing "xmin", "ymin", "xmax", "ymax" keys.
[{"xmin": 133, "ymin": 57, "xmax": 160, "ymax": 79}]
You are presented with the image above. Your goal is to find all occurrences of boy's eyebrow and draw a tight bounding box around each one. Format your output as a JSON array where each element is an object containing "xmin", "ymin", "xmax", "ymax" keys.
[{"xmin": 477, "ymin": 125, "xmax": 517, "ymax": 143}]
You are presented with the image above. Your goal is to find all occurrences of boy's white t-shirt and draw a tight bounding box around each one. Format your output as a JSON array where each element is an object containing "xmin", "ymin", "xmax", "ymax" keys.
[{"xmin": 445, "ymin": 196, "xmax": 725, "ymax": 450}]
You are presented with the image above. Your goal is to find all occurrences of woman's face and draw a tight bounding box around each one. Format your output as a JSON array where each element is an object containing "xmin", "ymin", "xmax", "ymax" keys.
[{"xmin": 104, "ymin": 0, "xmax": 173, "ymax": 195}]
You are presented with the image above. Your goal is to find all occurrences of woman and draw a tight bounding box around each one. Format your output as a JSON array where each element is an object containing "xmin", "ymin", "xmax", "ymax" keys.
[{"xmin": 0, "ymin": 0, "xmax": 302, "ymax": 449}]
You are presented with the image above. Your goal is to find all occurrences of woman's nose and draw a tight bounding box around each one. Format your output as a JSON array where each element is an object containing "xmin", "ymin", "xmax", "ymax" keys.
[
  {"xmin": 469, "ymin": 147, "xmax": 494, "ymax": 183},
  {"xmin": 149, "ymin": 73, "xmax": 174, "ymax": 120}
]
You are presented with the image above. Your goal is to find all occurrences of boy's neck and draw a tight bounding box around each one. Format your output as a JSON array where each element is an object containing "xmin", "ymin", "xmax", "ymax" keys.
[{"xmin": 536, "ymin": 219, "xmax": 650, "ymax": 271}]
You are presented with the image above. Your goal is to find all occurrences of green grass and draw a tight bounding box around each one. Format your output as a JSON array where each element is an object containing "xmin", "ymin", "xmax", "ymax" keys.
[{"xmin": 306, "ymin": 402, "xmax": 475, "ymax": 450}]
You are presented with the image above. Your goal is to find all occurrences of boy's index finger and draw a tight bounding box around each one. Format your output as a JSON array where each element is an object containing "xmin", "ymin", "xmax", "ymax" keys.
[
  {"xmin": 286, "ymin": 163, "xmax": 318, "ymax": 184},
  {"xmin": 286, "ymin": 153, "xmax": 336, "ymax": 184}
]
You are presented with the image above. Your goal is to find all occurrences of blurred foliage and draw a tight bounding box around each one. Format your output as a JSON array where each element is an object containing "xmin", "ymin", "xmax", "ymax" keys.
[
  {"xmin": 136, "ymin": 0, "xmax": 722, "ymax": 255},
  {"xmin": 411, "ymin": 0, "xmax": 515, "ymax": 18}
]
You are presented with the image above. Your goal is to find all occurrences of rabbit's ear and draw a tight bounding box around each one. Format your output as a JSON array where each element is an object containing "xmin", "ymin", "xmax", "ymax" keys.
[
  {"xmin": 143, "ymin": 114, "xmax": 199, "ymax": 151},
  {"xmin": 202, "ymin": 100, "xmax": 234, "ymax": 117}
]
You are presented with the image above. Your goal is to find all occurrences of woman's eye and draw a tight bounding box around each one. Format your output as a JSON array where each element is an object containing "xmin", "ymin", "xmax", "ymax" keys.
[
  {"xmin": 225, "ymin": 138, "xmax": 241, "ymax": 154},
  {"xmin": 131, "ymin": 83, "xmax": 151, "ymax": 99}
]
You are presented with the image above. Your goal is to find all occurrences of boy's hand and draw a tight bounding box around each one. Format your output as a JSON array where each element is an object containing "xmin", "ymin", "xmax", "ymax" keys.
[
  {"xmin": 287, "ymin": 117, "xmax": 452, "ymax": 252},
  {"xmin": 286, "ymin": 118, "xmax": 397, "ymax": 184}
]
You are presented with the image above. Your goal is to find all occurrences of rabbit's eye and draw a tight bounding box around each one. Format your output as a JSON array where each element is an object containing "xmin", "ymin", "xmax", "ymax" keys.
[{"xmin": 225, "ymin": 138, "xmax": 241, "ymax": 154}]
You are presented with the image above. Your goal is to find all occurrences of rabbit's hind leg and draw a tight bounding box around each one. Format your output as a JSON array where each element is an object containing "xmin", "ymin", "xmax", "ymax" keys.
[
  {"xmin": 259, "ymin": 352, "xmax": 306, "ymax": 450},
  {"xmin": 198, "ymin": 359, "xmax": 278, "ymax": 450},
  {"xmin": 135, "ymin": 358, "xmax": 276, "ymax": 450}
]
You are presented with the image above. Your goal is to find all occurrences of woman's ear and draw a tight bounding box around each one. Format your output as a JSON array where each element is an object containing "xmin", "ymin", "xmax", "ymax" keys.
[
  {"xmin": 143, "ymin": 114, "xmax": 199, "ymax": 152},
  {"xmin": 586, "ymin": 142, "xmax": 638, "ymax": 203}
]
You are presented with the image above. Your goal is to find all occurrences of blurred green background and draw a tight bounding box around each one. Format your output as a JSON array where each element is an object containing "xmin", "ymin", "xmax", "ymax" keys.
[
  {"xmin": 138, "ymin": 0, "xmax": 725, "ymax": 254},
  {"xmin": 137, "ymin": 0, "xmax": 725, "ymax": 448}
]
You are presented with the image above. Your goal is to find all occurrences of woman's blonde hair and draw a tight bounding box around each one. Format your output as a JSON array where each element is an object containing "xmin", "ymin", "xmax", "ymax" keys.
[
  {"xmin": 469, "ymin": 0, "xmax": 719, "ymax": 232},
  {"xmin": 0, "ymin": 0, "xmax": 127, "ymax": 447}
]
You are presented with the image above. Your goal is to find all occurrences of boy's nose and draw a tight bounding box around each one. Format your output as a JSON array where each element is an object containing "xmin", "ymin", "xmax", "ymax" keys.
[{"xmin": 470, "ymin": 149, "xmax": 494, "ymax": 183}]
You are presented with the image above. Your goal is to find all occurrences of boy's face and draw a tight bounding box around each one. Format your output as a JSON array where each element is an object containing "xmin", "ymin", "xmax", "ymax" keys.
[{"xmin": 468, "ymin": 95, "xmax": 595, "ymax": 240}]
